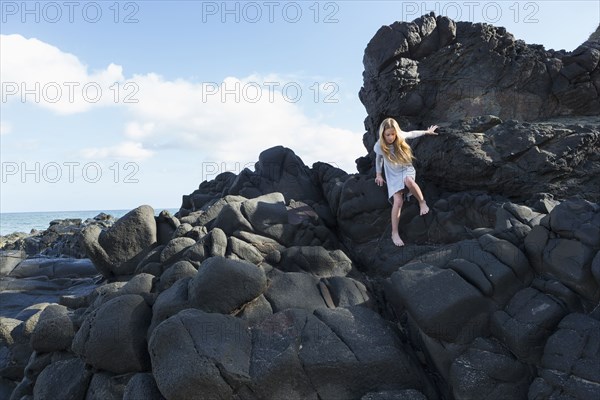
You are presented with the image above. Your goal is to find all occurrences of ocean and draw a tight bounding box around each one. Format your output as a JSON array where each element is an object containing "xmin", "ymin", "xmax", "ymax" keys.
[{"xmin": 0, "ymin": 208, "xmax": 180, "ymax": 236}]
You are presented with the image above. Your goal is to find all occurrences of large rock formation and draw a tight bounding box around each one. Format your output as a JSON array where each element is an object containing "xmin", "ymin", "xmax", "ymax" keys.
[
  {"xmin": 359, "ymin": 13, "xmax": 599, "ymax": 135},
  {"xmin": 357, "ymin": 13, "xmax": 600, "ymax": 202}
]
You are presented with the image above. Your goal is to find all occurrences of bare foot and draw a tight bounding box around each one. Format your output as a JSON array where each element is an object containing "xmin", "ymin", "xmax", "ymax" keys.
[
  {"xmin": 419, "ymin": 201, "xmax": 430, "ymax": 216},
  {"xmin": 392, "ymin": 232, "xmax": 405, "ymax": 246}
]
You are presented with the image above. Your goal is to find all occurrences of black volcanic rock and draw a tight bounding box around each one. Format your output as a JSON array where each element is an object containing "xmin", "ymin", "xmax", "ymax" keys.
[
  {"xmin": 187, "ymin": 256, "xmax": 267, "ymax": 314},
  {"xmin": 180, "ymin": 146, "xmax": 324, "ymax": 216},
  {"xmin": 72, "ymin": 294, "xmax": 152, "ymax": 374},
  {"xmin": 531, "ymin": 313, "xmax": 600, "ymax": 398},
  {"xmin": 357, "ymin": 14, "xmax": 600, "ymax": 203},
  {"xmin": 360, "ymin": 13, "xmax": 600, "ymax": 136},
  {"xmin": 412, "ymin": 116, "xmax": 600, "ymax": 203},
  {"xmin": 0, "ymin": 213, "xmax": 117, "ymax": 263},
  {"xmin": 448, "ymin": 337, "xmax": 532, "ymax": 399},
  {"xmin": 249, "ymin": 307, "xmax": 437, "ymax": 399},
  {"xmin": 32, "ymin": 358, "xmax": 92, "ymax": 400},
  {"xmin": 81, "ymin": 205, "xmax": 157, "ymax": 279},
  {"xmin": 149, "ymin": 309, "xmax": 253, "ymax": 399}
]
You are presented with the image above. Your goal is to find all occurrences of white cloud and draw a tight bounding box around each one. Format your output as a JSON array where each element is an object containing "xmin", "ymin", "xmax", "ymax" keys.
[
  {"xmin": 0, "ymin": 34, "xmax": 125, "ymax": 114},
  {"xmin": 123, "ymin": 74, "xmax": 365, "ymax": 172},
  {"xmin": 1, "ymin": 35, "xmax": 365, "ymax": 173},
  {"xmin": 81, "ymin": 141, "xmax": 154, "ymax": 161}
]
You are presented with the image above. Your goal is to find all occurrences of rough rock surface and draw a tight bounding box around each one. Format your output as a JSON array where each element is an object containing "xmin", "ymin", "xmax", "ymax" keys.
[
  {"xmin": 359, "ymin": 13, "xmax": 600, "ymax": 135},
  {"xmin": 81, "ymin": 206, "xmax": 157, "ymax": 278}
]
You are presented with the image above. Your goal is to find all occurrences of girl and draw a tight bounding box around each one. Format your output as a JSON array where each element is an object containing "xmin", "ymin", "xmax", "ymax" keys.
[{"xmin": 374, "ymin": 117, "xmax": 438, "ymax": 246}]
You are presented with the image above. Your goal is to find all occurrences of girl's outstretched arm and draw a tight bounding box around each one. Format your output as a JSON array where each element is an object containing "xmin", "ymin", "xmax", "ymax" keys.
[{"xmin": 402, "ymin": 125, "xmax": 439, "ymax": 139}]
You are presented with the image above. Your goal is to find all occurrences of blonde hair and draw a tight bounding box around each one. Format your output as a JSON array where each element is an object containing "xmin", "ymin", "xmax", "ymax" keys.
[{"xmin": 378, "ymin": 118, "xmax": 414, "ymax": 165}]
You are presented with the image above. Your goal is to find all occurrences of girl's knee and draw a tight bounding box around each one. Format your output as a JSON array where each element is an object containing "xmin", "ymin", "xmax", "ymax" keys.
[
  {"xmin": 392, "ymin": 193, "xmax": 404, "ymax": 206},
  {"xmin": 404, "ymin": 176, "xmax": 415, "ymax": 186}
]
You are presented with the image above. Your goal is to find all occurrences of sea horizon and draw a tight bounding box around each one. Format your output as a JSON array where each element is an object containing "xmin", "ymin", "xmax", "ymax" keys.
[{"xmin": 0, "ymin": 207, "xmax": 179, "ymax": 237}]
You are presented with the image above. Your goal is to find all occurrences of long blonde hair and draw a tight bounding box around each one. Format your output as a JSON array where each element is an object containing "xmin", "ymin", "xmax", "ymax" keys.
[{"xmin": 378, "ymin": 118, "xmax": 414, "ymax": 165}]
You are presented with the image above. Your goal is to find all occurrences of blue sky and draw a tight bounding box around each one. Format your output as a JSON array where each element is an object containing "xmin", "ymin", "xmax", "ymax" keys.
[{"xmin": 1, "ymin": 0, "xmax": 598, "ymax": 213}]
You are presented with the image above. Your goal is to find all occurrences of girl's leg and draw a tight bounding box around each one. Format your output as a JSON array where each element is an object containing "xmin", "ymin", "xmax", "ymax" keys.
[
  {"xmin": 404, "ymin": 176, "xmax": 430, "ymax": 215},
  {"xmin": 391, "ymin": 192, "xmax": 404, "ymax": 246}
]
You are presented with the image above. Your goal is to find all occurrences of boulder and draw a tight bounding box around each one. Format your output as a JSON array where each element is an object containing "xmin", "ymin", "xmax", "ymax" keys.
[
  {"xmin": 250, "ymin": 307, "xmax": 436, "ymax": 399},
  {"xmin": 32, "ymin": 358, "xmax": 92, "ymax": 400},
  {"xmin": 158, "ymin": 260, "xmax": 197, "ymax": 292},
  {"xmin": 448, "ymin": 337, "xmax": 532, "ymax": 399},
  {"xmin": 155, "ymin": 210, "xmax": 180, "ymax": 245},
  {"xmin": 29, "ymin": 304, "xmax": 74, "ymax": 353},
  {"xmin": 180, "ymin": 195, "xmax": 247, "ymax": 228},
  {"xmin": 227, "ymin": 236, "xmax": 264, "ymax": 264},
  {"xmin": 336, "ymin": 175, "xmax": 390, "ymax": 244},
  {"xmin": 188, "ymin": 256, "xmax": 267, "ymax": 314},
  {"xmin": 491, "ymin": 287, "xmax": 568, "ymax": 364},
  {"xmin": 213, "ymin": 201, "xmax": 254, "ymax": 236},
  {"xmin": 81, "ymin": 205, "xmax": 157, "ymax": 278},
  {"xmin": 251, "ymin": 146, "xmax": 324, "ymax": 203},
  {"xmin": 72, "ymin": 294, "xmax": 152, "ymax": 374},
  {"xmin": 323, "ymin": 276, "xmax": 371, "ymax": 308},
  {"xmin": 277, "ymin": 246, "xmax": 353, "ymax": 277},
  {"xmin": 232, "ymin": 230, "xmax": 285, "ymax": 255},
  {"xmin": 149, "ymin": 309, "xmax": 252, "ymax": 399},
  {"xmin": 391, "ymin": 262, "xmax": 492, "ymax": 343},
  {"xmin": 0, "ymin": 317, "xmax": 29, "ymax": 381},
  {"xmin": 237, "ymin": 294, "xmax": 273, "ymax": 326},
  {"xmin": 86, "ymin": 274, "xmax": 154, "ymax": 309},
  {"xmin": 264, "ymin": 270, "xmax": 327, "ymax": 313},
  {"xmin": 542, "ymin": 238, "xmax": 597, "ymax": 302},
  {"xmin": 159, "ymin": 237, "xmax": 196, "ymax": 264},
  {"xmin": 547, "ymin": 197, "xmax": 600, "ymax": 247},
  {"xmin": 531, "ymin": 313, "xmax": 600, "ymax": 399},
  {"xmin": 147, "ymin": 277, "xmax": 192, "ymax": 340},
  {"xmin": 184, "ymin": 227, "xmax": 228, "ymax": 263}
]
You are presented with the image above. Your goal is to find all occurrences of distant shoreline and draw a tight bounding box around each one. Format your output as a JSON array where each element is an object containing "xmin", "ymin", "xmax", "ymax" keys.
[
  {"xmin": 0, "ymin": 208, "xmax": 178, "ymax": 215},
  {"xmin": 0, "ymin": 207, "xmax": 179, "ymax": 237}
]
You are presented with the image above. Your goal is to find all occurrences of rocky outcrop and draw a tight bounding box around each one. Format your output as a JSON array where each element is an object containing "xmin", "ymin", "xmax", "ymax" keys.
[
  {"xmin": 4, "ymin": 152, "xmax": 596, "ymax": 399},
  {"xmin": 357, "ymin": 114, "xmax": 600, "ymax": 203},
  {"xmin": 181, "ymin": 146, "xmax": 325, "ymax": 213},
  {"xmin": 416, "ymin": 117, "xmax": 598, "ymax": 202},
  {"xmin": 356, "ymin": 13, "xmax": 600, "ymax": 204},
  {"xmin": 359, "ymin": 13, "xmax": 600, "ymax": 135},
  {"xmin": 0, "ymin": 213, "xmax": 115, "ymax": 262}
]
